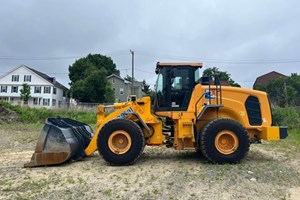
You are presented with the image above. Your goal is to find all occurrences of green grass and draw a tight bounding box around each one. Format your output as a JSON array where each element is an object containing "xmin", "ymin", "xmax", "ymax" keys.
[
  {"xmin": 284, "ymin": 130, "xmax": 300, "ymax": 147},
  {"xmin": 274, "ymin": 129, "xmax": 300, "ymax": 152},
  {"xmin": 0, "ymin": 101, "xmax": 96, "ymax": 125}
]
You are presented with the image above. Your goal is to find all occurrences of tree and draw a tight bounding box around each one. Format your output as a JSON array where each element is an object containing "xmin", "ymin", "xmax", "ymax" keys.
[
  {"xmin": 20, "ymin": 83, "xmax": 31, "ymax": 105},
  {"xmin": 256, "ymin": 73, "xmax": 300, "ymax": 107},
  {"xmin": 124, "ymin": 75, "xmax": 135, "ymax": 82},
  {"xmin": 142, "ymin": 79, "xmax": 155, "ymax": 101},
  {"xmin": 69, "ymin": 54, "xmax": 117, "ymax": 103},
  {"xmin": 289, "ymin": 73, "xmax": 300, "ymax": 106},
  {"xmin": 202, "ymin": 67, "xmax": 241, "ymax": 87},
  {"xmin": 142, "ymin": 80, "xmax": 151, "ymax": 95},
  {"xmin": 265, "ymin": 78, "xmax": 290, "ymax": 107}
]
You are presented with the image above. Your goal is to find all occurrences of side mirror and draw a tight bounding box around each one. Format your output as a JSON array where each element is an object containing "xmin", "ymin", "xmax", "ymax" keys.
[{"xmin": 201, "ymin": 76, "xmax": 210, "ymax": 85}]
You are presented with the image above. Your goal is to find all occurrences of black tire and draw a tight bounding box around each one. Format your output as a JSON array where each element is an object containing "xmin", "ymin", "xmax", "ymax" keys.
[
  {"xmin": 195, "ymin": 149, "xmax": 205, "ymax": 158},
  {"xmin": 199, "ymin": 118, "xmax": 249, "ymax": 164},
  {"xmin": 97, "ymin": 118, "xmax": 145, "ymax": 165}
]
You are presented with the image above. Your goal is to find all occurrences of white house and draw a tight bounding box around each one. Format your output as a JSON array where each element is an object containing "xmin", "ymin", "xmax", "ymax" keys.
[{"xmin": 0, "ymin": 65, "xmax": 68, "ymax": 108}]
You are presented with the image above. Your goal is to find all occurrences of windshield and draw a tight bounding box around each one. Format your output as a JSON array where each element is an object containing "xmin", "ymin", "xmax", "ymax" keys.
[
  {"xmin": 154, "ymin": 67, "xmax": 167, "ymax": 109},
  {"xmin": 155, "ymin": 73, "xmax": 163, "ymax": 94},
  {"xmin": 195, "ymin": 68, "xmax": 200, "ymax": 83},
  {"xmin": 154, "ymin": 66, "xmax": 196, "ymax": 111}
]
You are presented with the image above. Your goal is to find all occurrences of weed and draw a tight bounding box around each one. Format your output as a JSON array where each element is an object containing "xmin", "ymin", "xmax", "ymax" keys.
[
  {"xmin": 149, "ymin": 174, "xmax": 157, "ymax": 182},
  {"xmin": 152, "ymin": 188, "xmax": 161, "ymax": 195},
  {"xmin": 77, "ymin": 177, "xmax": 86, "ymax": 185},
  {"xmin": 104, "ymin": 188, "xmax": 113, "ymax": 197},
  {"xmin": 66, "ymin": 176, "xmax": 75, "ymax": 184}
]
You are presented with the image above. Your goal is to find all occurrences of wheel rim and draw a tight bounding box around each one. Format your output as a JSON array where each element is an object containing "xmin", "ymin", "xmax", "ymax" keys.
[
  {"xmin": 108, "ymin": 130, "xmax": 132, "ymax": 155},
  {"xmin": 215, "ymin": 130, "xmax": 239, "ymax": 155}
]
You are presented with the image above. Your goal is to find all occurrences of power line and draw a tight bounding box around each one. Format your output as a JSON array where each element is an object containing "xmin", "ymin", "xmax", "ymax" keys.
[
  {"xmin": 0, "ymin": 50, "xmax": 129, "ymax": 61},
  {"xmin": 1, "ymin": 50, "xmax": 300, "ymax": 64},
  {"xmin": 135, "ymin": 68, "xmax": 153, "ymax": 74},
  {"xmin": 0, "ymin": 56, "xmax": 81, "ymax": 61},
  {"xmin": 0, "ymin": 71, "xmax": 69, "ymax": 75},
  {"xmin": 136, "ymin": 50, "xmax": 300, "ymax": 64}
]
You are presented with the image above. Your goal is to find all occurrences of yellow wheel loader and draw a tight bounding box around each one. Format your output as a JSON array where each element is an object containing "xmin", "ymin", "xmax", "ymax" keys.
[{"xmin": 25, "ymin": 62, "xmax": 287, "ymax": 167}]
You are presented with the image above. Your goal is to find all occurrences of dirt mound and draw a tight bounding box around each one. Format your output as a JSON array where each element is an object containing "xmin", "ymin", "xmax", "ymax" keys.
[{"xmin": 0, "ymin": 105, "xmax": 18, "ymax": 123}]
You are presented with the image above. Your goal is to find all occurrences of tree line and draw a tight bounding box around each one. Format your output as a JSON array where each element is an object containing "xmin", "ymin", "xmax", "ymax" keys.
[
  {"xmin": 19, "ymin": 53, "xmax": 299, "ymax": 107},
  {"xmin": 254, "ymin": 73, "xmax": 300, "ymax": 107},
  {"xmin": 202, "ymin": 67, "xmax": 300, "ymax": 107},
  {"xmin": 68, "ymin": 54, "xmax": 153, "ymax": 103}
]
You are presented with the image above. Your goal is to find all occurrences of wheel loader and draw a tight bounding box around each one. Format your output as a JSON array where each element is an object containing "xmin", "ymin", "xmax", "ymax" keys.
[{"xmin": 24, "ymin": 62, "xmax": 287, "ymax": 167}]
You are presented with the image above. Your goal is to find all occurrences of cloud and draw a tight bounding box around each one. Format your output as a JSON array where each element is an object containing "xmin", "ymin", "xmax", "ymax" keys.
[{"xmin": 0, "ymin": 0, "xmax": 299, "ymax": 88}]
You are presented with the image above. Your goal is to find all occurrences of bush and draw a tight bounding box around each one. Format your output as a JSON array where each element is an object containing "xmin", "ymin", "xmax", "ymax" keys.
[
  {"xmin": 272, "ymin": 106, "xmax": 300, "ymax": 130},
  {"xmin": 0, "ymin": 101, "xmax": 96, "ymax": 125}
]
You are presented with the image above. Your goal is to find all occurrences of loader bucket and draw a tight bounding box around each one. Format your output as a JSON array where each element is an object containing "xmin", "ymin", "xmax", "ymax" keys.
[{"xmin": 24, "ymin": 118, "xmax": 93, "ymax": 168}]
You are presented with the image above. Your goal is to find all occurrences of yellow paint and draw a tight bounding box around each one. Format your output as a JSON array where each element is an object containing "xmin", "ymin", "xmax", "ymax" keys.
[
  {"xmin": 239, "ymin": 111, "xmax": 245, "ymax": 117},
  {"xmin": 260, "ymin": 127, "xmax": 280, "ymax": 141},
  {"xmin": 85, "ymin": 77, "xmax": 285, "ymax": 156},
  {"xmin": 215, "ymin": 130, "xmax": 239, "ymax": 155},
  {"xmin": 85, "ymin": 96, "xmax": 163, "ymax": 155}
]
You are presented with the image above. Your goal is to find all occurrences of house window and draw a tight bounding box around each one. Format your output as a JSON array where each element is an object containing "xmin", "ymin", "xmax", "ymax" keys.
[
  {"xmin": 53, "ymin": 87, "xmax": 57, "ymax": 94},
  {"xmin": 24, "ymin": 75, "xmax": 32, "ymax": 82},
  {"xmin": 44, "ymin": 86, "xmax": 51, "ymax": 94},
  {"xmin": 52, "ymin": 99, "xmax": 56, "ymax": 106},
  {"xmin": 120, "ymin": 88, "xmax": 124, "ymax": 95},
  {"xmin": 43, "ymin": 99, "xmax": 50, "ymax": 106},
  {"xmin": 0, "ymin": 97, "xmax": 8, "ymax": 102},
  {"xmin": 33, "ymin": 98, "xmax": 38, "ymax": 105},
  {"xmin": 12, "ymin": 75, "xmax": 19, "ymax": 82},
  {"xmin": 34, "ymin": 86, "xmax": 41, "ymax": 93},
  {"xmin": 11, "ymin": 86, "xmax": 18, "ymax": 93},
  {"xmin": 1, "ymin": 86, "xmax": 7, "ymax": 93},
  {"xmin": 112, "ymin": 77, "xmax": 115, "ymax": 84}
]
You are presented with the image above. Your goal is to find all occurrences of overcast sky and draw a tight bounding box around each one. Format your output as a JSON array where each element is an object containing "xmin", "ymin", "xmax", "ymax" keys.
[{"xmin": 0, "ymin": 0, "xmax": 299, "ymax": 88}]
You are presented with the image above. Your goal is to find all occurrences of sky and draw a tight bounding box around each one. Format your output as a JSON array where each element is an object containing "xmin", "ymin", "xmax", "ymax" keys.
[{"xmin": 0, "ymin": 0, "xmax": 299, "ymax": 89}]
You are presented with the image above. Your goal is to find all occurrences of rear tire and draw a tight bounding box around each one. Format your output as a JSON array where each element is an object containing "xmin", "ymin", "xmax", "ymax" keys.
[
  {"xmin": 199, "ymin": 118, "xmax": 249, "ymax": 164},
  {"xmin": 97, "ymin": 118, "xmax": 145, "ymax": 165}
]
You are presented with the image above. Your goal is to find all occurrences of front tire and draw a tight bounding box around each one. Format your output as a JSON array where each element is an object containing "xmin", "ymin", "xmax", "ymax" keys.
[
  {"xmin": 97, "ymin": 118, "xmax": 145, "ymax": 165},
  {"xmin": 199, "ymin": 118, "xmax": 249, "ymax": 164}
]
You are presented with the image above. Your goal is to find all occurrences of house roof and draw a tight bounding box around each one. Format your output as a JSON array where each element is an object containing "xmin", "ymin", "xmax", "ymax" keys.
[
  {"xmin": 107, "ymin": 73, "xmax": 124, "ymax": 81},
  {"xmin": 2, "ymin": 64, "xmax": 68, "ymax": 91},
  {"xmin": 107, "ymin": 74, "xmax": 143, "ymax": 87},
  {"xmin": 253, "ymin": 71, "xmax": 287, "ymax": 87},
  {"xmin": 26, "ymin": 66, "xmax": 68, "ymax": 90}
]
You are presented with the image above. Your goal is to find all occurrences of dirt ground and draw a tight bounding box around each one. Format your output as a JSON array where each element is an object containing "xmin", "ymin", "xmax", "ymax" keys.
[{"xmin": 0, "ymin": 128, "xmax": 299, "ymax": 200}]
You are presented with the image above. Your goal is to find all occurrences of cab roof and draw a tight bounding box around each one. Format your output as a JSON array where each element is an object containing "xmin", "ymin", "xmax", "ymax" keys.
[
  {"xmin": 156, "ymin": 62, "xmax": 203, "ymax": 68},
  {"xmin": 155, "ymin": 62, "xmax": 203, "ymax": 74}
]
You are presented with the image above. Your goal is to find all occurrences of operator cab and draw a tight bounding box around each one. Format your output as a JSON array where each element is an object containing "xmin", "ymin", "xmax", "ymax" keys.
[{"xmin": 154, "ymin": 62, "xmax": 202, "ymax": 111}]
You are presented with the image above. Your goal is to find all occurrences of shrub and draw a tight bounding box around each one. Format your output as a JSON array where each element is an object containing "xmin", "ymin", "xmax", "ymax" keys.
[
  {"xmin": 272, "ymin": 106, "xmax": 300, "ymax": 130},
  {"xmin": 0, "ymin": 101, "xmax": 96, "ymax": 125}
]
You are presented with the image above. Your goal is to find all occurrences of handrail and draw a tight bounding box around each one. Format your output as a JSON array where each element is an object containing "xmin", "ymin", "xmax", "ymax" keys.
[
  {"xmin": 195, "ymin": 93, "xmax": 205, "ymax": 116},
  {"xmin": 195, "ymin": 74, "xmax": 223, "ymax": 118}
]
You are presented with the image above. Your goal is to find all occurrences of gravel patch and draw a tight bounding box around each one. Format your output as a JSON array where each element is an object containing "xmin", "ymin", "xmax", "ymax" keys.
[{"xmin": 0, "ymin": 128, "xmax": 299, "ymax": 200}]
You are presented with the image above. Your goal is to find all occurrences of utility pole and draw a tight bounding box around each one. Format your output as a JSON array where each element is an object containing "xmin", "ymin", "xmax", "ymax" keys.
[{"xmin": 130, "ymin": 49, "xmax": 134, "ymax": 95}]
